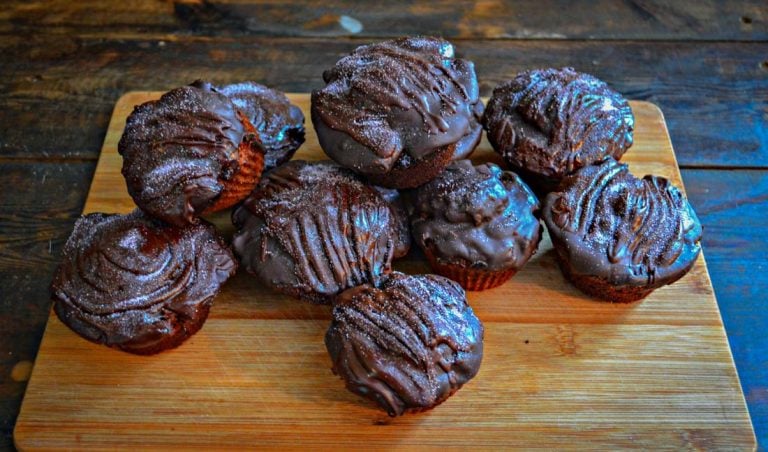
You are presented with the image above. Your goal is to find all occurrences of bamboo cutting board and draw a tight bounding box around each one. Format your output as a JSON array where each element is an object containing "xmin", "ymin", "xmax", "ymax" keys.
[{"xmin": 15, "ymin": 93, "xmax": 755, "ymax": 450}]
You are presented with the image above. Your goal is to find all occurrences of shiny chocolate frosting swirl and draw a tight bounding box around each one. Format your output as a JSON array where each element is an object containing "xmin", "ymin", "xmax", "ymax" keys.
[
  {"xmin": 325, "ymin": 272, "xmax": 484, "ymax": 416},
  {"xmin": 311, "ymin": 36, "xmax": 483, "ymax": 177},
  {"xmin": 543, "ymin": 158, "xmax": 702, "ymax": 288},
  {"xmin": 483, "ymin": 67, "xmax": 634, "ymax": 191},
  {"xmin": 232, "ymin": 160, "xmax": 400, "ymax": 304},
  {"xmin": 216, "ymin": 81, "xmax": 305, "ymax": 171},
  {"xmin": 410, "ymin": 160, "xmax": 542, "ymax": 271},
  {"xmin": 119, "ymin": 81, "xmax": 257, "ymax": 226},
  {"xmin": 51, "ymin": 210, "xmax": 237, "ymax": 355}
]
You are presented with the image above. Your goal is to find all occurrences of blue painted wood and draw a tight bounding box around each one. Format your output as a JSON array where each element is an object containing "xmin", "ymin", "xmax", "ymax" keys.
[{"xmin": 682, "ymin": 169, "xmax": 768, "ymax": 449}]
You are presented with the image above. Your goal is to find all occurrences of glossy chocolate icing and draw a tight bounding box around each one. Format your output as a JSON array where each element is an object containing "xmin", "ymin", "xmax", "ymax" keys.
[
  {"xmin": 483, "ymin": 67, "xmax": 634, "ymax": 192},
  {"xmin": 119, "ymin": 81, "xmax": 258, "ymax": 226},
  {"xmin": 372, "ymin": 185, "xmax": 411, "ymax": 259},
  {"xmin": 216, "ymin": 81, "xmax": 305, "ymax": 171},
  {"xmin": 410, "ymin": 160, "xmax": 542, "ymax": 271},
  {"xmin": 51, "ymin": 210, "xmax": 237, "ymax": 354},
  {"xmin": 232, "ymin": 160, "xmax": 400, "ymax": 304},
  {"xmin": 311, "ymin": 36, "xmax": 483, "ymax": 179},
  {"xmin": 325, "ymin": 272, "xmax": 484, "ymax": 416},
  {"xmin": 452, "ymin": 101, "xmax": 484, "ymax": 160},
  {"xmin": 543, "ymin": 158, "xmax": 702, "ymax": 290}
]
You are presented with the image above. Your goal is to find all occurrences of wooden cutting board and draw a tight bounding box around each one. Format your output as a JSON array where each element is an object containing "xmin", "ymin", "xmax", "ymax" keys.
[{"xmin": 15, "ymin": 93, "xmax": 755, "ymax": 450}]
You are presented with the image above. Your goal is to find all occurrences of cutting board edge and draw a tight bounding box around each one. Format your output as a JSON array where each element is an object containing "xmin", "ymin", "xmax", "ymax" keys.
[{"xmin": 14, "ymin": 93, "xmax": 756, "ymax": 451}]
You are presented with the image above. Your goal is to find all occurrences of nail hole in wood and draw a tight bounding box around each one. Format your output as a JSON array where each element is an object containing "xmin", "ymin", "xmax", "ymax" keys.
[
  {"xmin": 741, "ymin": 16, "xmax": 752, "ymax": 24},
  {"xmin": 761, "ymin": 61, "xmax": 768, "ymax": 70}
]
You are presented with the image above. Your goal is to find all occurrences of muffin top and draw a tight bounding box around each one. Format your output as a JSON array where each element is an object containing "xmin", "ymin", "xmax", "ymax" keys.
[
  {"xmin": 325, "ymin": 271, "xmax": 484, "ymax": 416},
  {"xmin": 543, "ymin": 157, "xmax": 702, "ymax": 287},
  {"xmin": 311, "ymin": 36, "xmax": 481, "ymax": 176},
  {"xmin": 483, "ymin": 67, "xmax": 634, "ymax": 189},
  {"xmin": 232, "ymin": 160, "xmax": 399, "ymax": 304},
  {"xmin": 51, "ymin": 210, "xmax": 237, "ymax": 353},
  {"xmin": 410, "ymin": 159, "xmax": 541, "ymax": 271},
  {"xmin": 216, "ymin": 81, "xmax": 305, "ymax": 170},
  {"xmin": 118, "ymin": 81, "xmax": 259, "ymax": 226}
]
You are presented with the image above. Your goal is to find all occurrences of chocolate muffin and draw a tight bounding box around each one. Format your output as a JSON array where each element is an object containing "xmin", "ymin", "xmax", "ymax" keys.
[
  {"xmin": 232, "ymin": 160, "xmax": 401, "ymax": 304},
  {"xmin": 542, "ymin": 158, "xmax": 702, "ymax": 302},
  {"xmin": 311, "ymin": 36, "xmax": 484, "ymax": 189},
  {"xmin": 410, "ymin": 160, "xmax": 542, "ymax": 290},
  {"xmin": 483, "ymin": 67, "xmax": 634, "ymax": 194},
  {"xmin": 51, "ymin": 210, "xmax": 237, "ymax": 355},
  {"xmin": 325, "ymin": 272, "xmax": 484, "ymax": 416},
  {"xmin": 216, "ymin": 81, "xmax": 305, "ymax": 171},
  {"xmin": 119, "ymin": 81, "xmax": 265, "ymax": 226}
]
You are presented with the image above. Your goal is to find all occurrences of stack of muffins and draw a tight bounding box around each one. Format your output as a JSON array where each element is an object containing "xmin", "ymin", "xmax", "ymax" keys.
[{"xmin": 51, "ymin": 36, "xmax": 702, "ymax": 416}]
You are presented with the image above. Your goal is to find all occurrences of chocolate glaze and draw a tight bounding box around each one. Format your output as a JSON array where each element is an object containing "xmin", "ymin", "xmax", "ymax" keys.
[
  {"xmin": 232, "ymin": 160, "xmax": 400, "ymax": 304},
  {"xmin": 410, "ymin": 159, "xmax": 541, "ymax": 272},
  {"xmin": 325, "ymin": 272, "xmax": 484, "ymax": 416},
  {"xmin": 543, "ymin": 157, "xmax": 702, "ymax": 291},
  {"xmin": 452, "ymin": 100, "xmax": 484, "ymax": 160},
  {"xmin": 483, "ymin": 67, "xmax": 634, "ymax": 193},
  {"xmin": 311, "ymin": 36, "xmax": 483, "ymax": 180},
  {"xmin": 119, "ymin": 81, "xmax": 259, "ymax": 226},
  {"xmin": 216, "ymin": 81, "xmax": 305, "ymax": 170},
  {"xmin": 51, "ymin": 210, "xmax": 237, "ymax": 355},
  {"xmin": 372, "ymin": 185, "xmax": 411, "ymax": 259}
]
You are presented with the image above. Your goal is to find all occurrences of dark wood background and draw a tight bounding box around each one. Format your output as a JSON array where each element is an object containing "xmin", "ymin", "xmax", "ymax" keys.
[{"xmin": 1, "ymin": 1, "xmax": 766, "ymax": 449}]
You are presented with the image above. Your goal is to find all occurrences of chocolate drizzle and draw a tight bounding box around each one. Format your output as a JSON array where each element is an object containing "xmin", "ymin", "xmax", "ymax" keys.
[
  {"xmin": 483, "ymin": 67, "xmax": 634, "ymax": 192},
  {"xmin": 543, "ymin": 158, "xmax": 702, "ymax": 289},
  {"xmin": 232, "ymin": 161, "xmax": 400, "ymax": 304},
  {"xmin": 119, "ymin": 82, "xmax": 257, "ymax": 226},
  {"xmin": 216, "ymin": 81, "xmax": 305, "ymax": 170},
  {"xmin": 410, "ymin": 160, "xmax": 542, "ymax": 271},
  {"xmin": 311, "ymin": 36, "xmax": 483, "ymax": 178},
  {"xmin": 51, "ymin": 210, "xmax": 237, "ymax": 354},
  {"xmin": 325, "ymin": 272, "xmax": 484, "ymax": 416}
]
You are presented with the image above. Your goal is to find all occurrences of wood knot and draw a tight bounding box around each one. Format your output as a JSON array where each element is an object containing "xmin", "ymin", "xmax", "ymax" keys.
[{"xmin": 11, "ymin": 360, "xmax": 34, "ymax": 382}]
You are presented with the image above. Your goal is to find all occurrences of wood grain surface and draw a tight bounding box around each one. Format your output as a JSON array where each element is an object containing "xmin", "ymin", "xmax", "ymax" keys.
[
  {"xmin": 2, "ymin": 0, "xmax": 765, "ymax": 40},
  {"xmin": 13, "ymin": 93, "xmax": 755, "ymax": 450}
]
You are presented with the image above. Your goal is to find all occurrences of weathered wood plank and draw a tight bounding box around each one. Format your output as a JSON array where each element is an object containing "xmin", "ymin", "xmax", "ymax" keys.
[
  {"xmin": 1, "ymin": 0, "xmax": 766, "ymax": 41},
  {"xmin": 682, "ymin": 168, "xmax": 768, "ymax": 448},
  {"xmin": 0, "ymin": 162, "xmax": 93, "ymax": 450},
  {"xmin": 1, "ymin": 36, "xmax": 766, "ymax": 168}
]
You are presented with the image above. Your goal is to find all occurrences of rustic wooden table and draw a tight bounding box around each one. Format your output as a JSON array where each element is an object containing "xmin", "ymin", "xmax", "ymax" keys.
[{"xmin": 1, "ymin": 1, "xmax": 765, "ymax": 449}]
